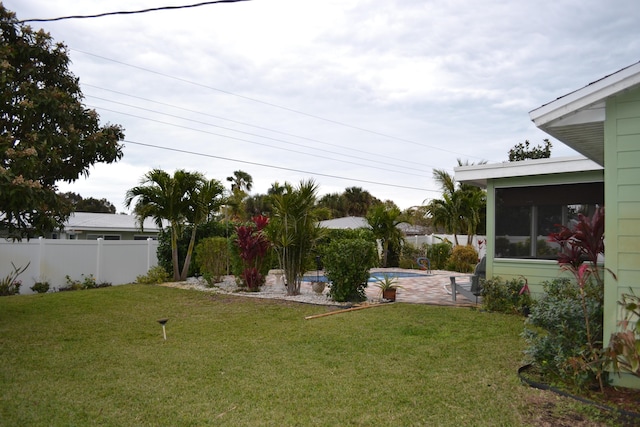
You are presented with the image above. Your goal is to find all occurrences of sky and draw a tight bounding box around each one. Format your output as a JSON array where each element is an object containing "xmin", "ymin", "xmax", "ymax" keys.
[{"xmin": 5, "ymin": 0, "xmax": 640, "ymax": 212}]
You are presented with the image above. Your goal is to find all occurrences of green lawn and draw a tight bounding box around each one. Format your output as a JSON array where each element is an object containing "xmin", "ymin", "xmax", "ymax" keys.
[{"xmin": 0, "ymin": 285, "xmax": 604, "ymax": 426}]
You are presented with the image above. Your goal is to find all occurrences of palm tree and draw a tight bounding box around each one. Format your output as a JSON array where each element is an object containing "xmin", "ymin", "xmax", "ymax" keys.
[
  {"xmin": 226, "ymin": 170, "xmax": 253, "ymax": 193},
  {"xmin": 366, "ymin": 204, "xmax": 404, "ymax": 267},
  {"xmin": 267, "ymin": 180, "xmax": 322, "ymax": 296},
  {"xmin": 426, "ymin": 161, "xmax": 486, "ymax": 245},
  {"xmin": 125, "ymin": 169, "xmax": 224, "ymax": 281}
]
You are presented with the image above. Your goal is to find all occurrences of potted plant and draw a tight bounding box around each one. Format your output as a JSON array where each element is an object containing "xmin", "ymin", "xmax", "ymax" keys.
[{"xmin": 375, "ymin": 274, "xmax": 403, "ymax": 302}]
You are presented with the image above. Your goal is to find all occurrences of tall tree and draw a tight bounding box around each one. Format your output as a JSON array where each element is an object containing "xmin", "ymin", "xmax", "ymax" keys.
[
  {"xmin": 267, "ymin": 180, "xmax": 322, "ymax": 296},
  {"xmin": 426, "ymin": 160, "xmax": 486, "ymax": 245},
  {"xmin": 508, "ymin": 139, "xmax": 552, "ymax": 161},
  {"xmin": 226, "ymin": 170, "xmax": 253, "ymax": 220},
  {"xmin": 366, "ymin": 204, "xmax": 404, "ymax": 267},
  {"xmin": 125, "ymin": 169, "xmax": 224, "ymax": 281},
  {"xmin": 342, "ymin": 187, "xmax": 378, "ymax": 217},
  {"xmin": 0, "ymin": 6, "xmax": 124, "ymax": 239}
]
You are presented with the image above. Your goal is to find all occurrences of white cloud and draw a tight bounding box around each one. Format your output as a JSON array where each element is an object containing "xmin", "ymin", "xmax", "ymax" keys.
[{"xmin": 5, "ymin": 0, "xmax": 640, "ymax": 211}]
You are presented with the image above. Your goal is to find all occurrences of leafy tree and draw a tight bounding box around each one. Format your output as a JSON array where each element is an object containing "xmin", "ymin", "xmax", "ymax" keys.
[
  {"xmin": 0, "ymin": 6, "xmax": 124, "ymax": 239},
  {"xmin": 125, "ymin": 169, "xmax": 225, "ymax": 281},
  {"xmin": 365, "ymin": 204, "xmax": 404, "ymax": 267},
  {"xmin": 267, "ymin": 180, "xmax": 323, "ymax": 296},
  {"xmin": 61, "ymin": 192, "xmax": 116, "ymax": 214},
  {"xmin": 508, "ymin": 139, "xmax": 552, "ymax": 161}
]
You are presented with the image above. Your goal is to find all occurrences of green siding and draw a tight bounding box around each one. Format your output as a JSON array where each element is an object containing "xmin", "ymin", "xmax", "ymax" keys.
[{"xmin": 604, "ymin": 85, "xmax": 640, "ymax": 388}]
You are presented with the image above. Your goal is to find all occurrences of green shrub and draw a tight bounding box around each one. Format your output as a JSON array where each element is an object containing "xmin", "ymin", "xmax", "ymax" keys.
[
  {"xmin": 523, "ymin": 277, "xmax": 604, "ymax": 389},
  {"xmin": 195, "ymin": 237, "xmax": 230, "ymax": 284},
  {"xmin": 426, "ymin": 242, "xmax": 452, "ymax": 270},
  {"xmin": 323, "ymin": 238, "xmax": 377, "ymax": 302},
  {"xmin": 61, "ymin": 274, "xmax": 111, "ymax": 291},
  {"xmin": 399, "ymin": 243, "xmax": 424, "ymax": 269},
  {"xmin": 446, "ymin": 245, "xmax": 478, "ymax": 273},
  {"xmin": 481, "ymin": 276, "xmax": 533, "ymax": 315},
  {"xmin": 30, "ymin": 281, "xmax": 50, "ymax": 294},
  {"xmin": 136, "ymin": 266, "xmax": 170, "ymax": 285}
]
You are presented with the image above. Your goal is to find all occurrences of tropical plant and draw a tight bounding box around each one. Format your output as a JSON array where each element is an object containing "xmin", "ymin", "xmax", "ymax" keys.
[
  {"xmin": 426, "ymin": 241, "xmax": 453, "ymax": 270},
  {"xmin": 125, "ymin": 169, "xmax": 225, "ymax": 281},
  {"xmin": 323, "ymin": 238, "xmax": 377, "ymax": 302},
  {"xmin": 375, "ymin": 274, "xmax": 404, "ymax": 295},
  {"xmin": 0, "ymin": 6, "xmax": 125, "ymax": 240},
  {"xmin": 425, "ymin": 161, "xmax": 486, "ymax": 245},
  {"xmin": 0, "ymin": 262, "xmax": 29, "ymax": 296},
  {"xmin": 234, "ymin": 215, "xmax": 270, "ymax": 291},
  {"xmin": 226, "ymin": 170, "xmax": 253, "ymax": 220},
  {"xmin": 30, "ymin": 280, "xmax": 50, "ymax": 294},
  {"xmin": 267, "ymin": 180, "xmax": 322, "ymax": 296},
  {"xmin": 365, "ymin": 204, "xmax": 404, "ymax": 267},
  {"xmin": 525, "ymin": 207, "xmax": 609, "ymax": 392}
]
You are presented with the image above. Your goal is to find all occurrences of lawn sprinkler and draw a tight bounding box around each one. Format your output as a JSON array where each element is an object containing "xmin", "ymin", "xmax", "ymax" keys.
[{"xmin": 157, "ymin": 318, "xmax": 169, "ymax": 340}]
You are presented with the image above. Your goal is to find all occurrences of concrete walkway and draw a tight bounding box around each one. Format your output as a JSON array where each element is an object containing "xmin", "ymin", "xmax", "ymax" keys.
[{"xmin": 266, "ymin": 268, "xmax": 478, "ymax": 307}]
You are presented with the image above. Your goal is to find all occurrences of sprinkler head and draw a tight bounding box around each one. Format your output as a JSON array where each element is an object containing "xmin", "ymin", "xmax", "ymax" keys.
[{"xmin": 157, "ymin": 318, "xmax": 168, "ymax": 326}]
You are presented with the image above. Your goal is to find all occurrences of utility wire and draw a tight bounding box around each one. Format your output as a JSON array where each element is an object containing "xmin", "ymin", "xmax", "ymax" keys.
[
  {"xmin": 18, "ymin": 0, "xmax": 251, "ymax": 23},
  {"xmin": 73, "ymin": 49, "xmax": 487, "ymax": 161},
  {"xmin": 86, "ymin": 103, "xmax": 431, "ymax": 179},
  {"xmin": 123, "ymin": 139, "xmax": 441, "ymax": 194},
  {"xmin": 83, "ymin": 83, "xmax": 444, "ymax": 171},
  {"xmin": 85, "ymin": 94, "xmax": 432, "ymax": 176}
]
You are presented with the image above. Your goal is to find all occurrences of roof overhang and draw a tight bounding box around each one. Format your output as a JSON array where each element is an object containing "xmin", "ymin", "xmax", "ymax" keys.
[
  {"xmin": 529, "ymin": 61, "xmax": 640, "ymax": 166},
  {"xmin": 455, "ymin": 156, "xmax": 603, "ymax": 188}
]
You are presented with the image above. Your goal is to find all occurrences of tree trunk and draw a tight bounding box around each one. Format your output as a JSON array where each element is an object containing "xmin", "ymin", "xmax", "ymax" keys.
[
  {"xmin": 171, "ymin": 227, "xmax": 180, "ymax": 281},
  {"xmin": 180, "ymin": 226, "xmax": 198, "ymax": 281}
]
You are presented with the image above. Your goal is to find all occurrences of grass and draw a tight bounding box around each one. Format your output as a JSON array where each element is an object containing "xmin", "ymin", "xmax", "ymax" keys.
[{"xmin": 0, "ymin": 285, "xmax": 616, "ymax": 426}]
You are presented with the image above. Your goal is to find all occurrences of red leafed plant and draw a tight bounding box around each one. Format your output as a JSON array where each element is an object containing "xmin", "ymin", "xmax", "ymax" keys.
[{"xmin": 235, "ymin": 215, "xmax": 270, "ymax": 291}]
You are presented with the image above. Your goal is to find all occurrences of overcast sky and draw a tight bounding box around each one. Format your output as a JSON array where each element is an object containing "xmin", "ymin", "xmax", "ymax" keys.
[{"xmin": 6, "ymin": 0, "xmax": 640, "ymax": 212}]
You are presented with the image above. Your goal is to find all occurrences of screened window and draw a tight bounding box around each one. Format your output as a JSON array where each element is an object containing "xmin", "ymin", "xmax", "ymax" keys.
[{"xmin": 495, "ymin": 182, "xmax": 603, "ymax": 259}]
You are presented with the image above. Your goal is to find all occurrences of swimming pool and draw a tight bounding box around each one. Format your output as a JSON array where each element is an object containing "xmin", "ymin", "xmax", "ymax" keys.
[{"xmin": 301, "ymin": 271, "xmax": 428, "ymax": 283}]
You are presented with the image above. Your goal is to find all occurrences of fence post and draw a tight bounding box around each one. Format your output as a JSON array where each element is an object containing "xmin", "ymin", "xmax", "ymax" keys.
[
  {"xmin": 147, "ymin": 238, "xmax": 154, "ymax": 272},
  {"xmin": 36, "ymin": 237, "xmax": 45, "ymax": 282},
  {"xmin": 96, "ymin": 238, "xmax": 103, "ymax": 283}
]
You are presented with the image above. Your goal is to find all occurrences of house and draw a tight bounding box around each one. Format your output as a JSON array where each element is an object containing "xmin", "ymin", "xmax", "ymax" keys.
[
  {"xmin": 318, "ymin": 216, "xmax": 369, "ymax": 230},
  {"xmin": 455, "ymin": 61, "xmax": 640, "ymax": 388},
  {"xmin": 49, "ymin": 212, "xmax": 166, "ymax": 240}
]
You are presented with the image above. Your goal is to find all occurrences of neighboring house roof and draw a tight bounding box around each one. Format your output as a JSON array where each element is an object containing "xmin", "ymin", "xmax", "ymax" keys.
[
  {"xmin": 455, "ymin": 156, "xmax": 603, "ymax": 187},
  {"xmin": 529, "ymin": 60, "xmax": 640, "ymax": 165},
  {"xmin": 63, "ymin": 212, "xmax": 166, "ymax": 234},
  {"xmin": 319, "ymin": 216, "xmax": 369, "ymax": 230}
]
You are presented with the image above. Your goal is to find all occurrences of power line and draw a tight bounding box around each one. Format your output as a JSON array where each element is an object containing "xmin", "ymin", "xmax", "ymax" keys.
[
  {"xmin": 73, "ymin": 49, "xmax": 487, "ymax": 161},
  {"xmin": 18, "ymin": 0, "xmax": 251, "ymax": 23},
  {"xmin": 123, "ymin": 139, "xmax": 441, "ymax": 194},
  {"xmin": 84, "ymin": 94, "xmax": 432, "ymax": 177},
  {"xmin": 83, "ymin": 83, "xmax": 443, "ymax": 170},
  {"xmin": 86, "ymin": 103, "xmax": 431, "ymax": 180}
]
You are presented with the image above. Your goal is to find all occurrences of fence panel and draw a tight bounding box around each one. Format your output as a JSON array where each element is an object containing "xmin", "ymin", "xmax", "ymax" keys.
[{"xmin": 0, "ymin": 238, "xmax": 158, "ymax": 294}]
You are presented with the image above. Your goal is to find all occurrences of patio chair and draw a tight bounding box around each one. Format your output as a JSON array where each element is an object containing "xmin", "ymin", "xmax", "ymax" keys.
[{"xmin": 450, "ymin": 256, "xmax": 486, "ymax": 304}]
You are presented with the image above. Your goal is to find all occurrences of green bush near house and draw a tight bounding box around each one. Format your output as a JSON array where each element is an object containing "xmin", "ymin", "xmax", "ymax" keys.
[
  {"xmin": 523, "ymin": 277, "xmax": 604, "ymax": 389},
  {"xmin": 481, "ymin": 276, "xmax": 533, "ymax": 315},
  {"xmin": 446, "ymin": 244, "xmax": 478, "ymax": 273}
]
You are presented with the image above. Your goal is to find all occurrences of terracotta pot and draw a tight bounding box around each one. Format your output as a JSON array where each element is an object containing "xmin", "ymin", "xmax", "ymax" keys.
[{"xmin": 382, "ymin": 288, "xmax": 397, "ymax": 301}]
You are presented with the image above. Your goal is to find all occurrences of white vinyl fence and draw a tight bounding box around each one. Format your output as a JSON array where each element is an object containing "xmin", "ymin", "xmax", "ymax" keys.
[{"xmin": 0, "ymin": 237, "xmax": 158, "ymax": 294}]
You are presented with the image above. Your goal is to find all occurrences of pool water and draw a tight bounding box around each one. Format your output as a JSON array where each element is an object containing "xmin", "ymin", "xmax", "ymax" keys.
[{"xmin": 302, "ymin": 271, "xmax": 427, "ymax": 283}]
